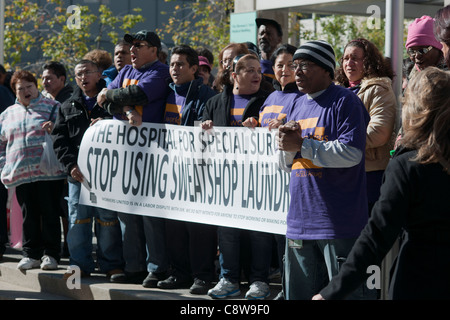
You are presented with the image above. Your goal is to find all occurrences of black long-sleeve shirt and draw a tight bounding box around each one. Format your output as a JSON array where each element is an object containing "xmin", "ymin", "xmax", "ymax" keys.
[{"xmin": 319, "ymin": 147, "xmax": 450, "ymax": 300}]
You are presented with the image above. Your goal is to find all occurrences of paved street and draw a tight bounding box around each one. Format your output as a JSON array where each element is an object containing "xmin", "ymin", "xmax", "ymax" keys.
[{"xmin": 0, "ymin": 246, "xmax": 282, "ymax": 301}]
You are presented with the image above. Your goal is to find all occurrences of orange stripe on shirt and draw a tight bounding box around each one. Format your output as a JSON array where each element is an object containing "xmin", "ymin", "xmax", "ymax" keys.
[
  {"xmin": 121, "ymin": 78, "xmax": 143, "ymax": 115},
  {"xmin": 165, "ymin": 103, "xmax": 182, "ymax": 114},
  {"xmin": 260, "ymin": 105, "xmax": 284, "ymax": 117},
  {"xmin": 122, "ymin": 79, "xmax": 140, "ymax": 87},
  {"xmin": 263, "ymin": 73, "xmax": 276, "ymax": 79},
  {"xmin": 298, "ymin": 117, "xmax": 319, "ymax": 129},
  {"xmin": 231, "ymin": 108, "xmax": 245, "ymax": 116},
  {"xmin": 292, "ymin": 158, "xmax": 321, "ymax": 170}
]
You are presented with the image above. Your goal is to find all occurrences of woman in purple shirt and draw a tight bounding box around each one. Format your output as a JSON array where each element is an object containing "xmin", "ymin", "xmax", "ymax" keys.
[{"xmin": 201, "ymin": 54, "xmax": 272, "ymax": 300}]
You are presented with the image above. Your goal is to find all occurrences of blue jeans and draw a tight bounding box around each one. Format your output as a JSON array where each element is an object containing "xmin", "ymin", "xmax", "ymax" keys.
[
  {"xmin": 118, "ymin": 213, "xmax": 168, "ymax": 274},
  {"xmin": 218, "ymin": 226, "xmax": 272, "ymax": 284},
  {"xmin": 284, "ymin": 238, "xmax": 377, "ymax": 300},
  {"xmin": 67, "ymin": 181, "xmax": 124, "ymax": 274}
]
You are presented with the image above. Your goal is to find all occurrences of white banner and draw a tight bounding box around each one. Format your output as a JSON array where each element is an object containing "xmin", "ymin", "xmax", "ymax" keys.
[{"xmin": 78, "ymin": 120, "xmax": 290, "ymax": 235}]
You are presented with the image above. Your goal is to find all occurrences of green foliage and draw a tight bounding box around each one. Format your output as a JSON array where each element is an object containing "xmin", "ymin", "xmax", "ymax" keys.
[
  {"xmin": 318, "ymin": 14, "xmax": 385, "ymax": 62},
  {"xmin": 3, "ymin": 0, "xmax": 144, "ymax": 79},
  {"xmin": 157, "ymin": 0, "xmax": 234, "ymax": 68},
  {"xmin": 317, "ymin": 15, "xmax": 413, "ymax": 64}
]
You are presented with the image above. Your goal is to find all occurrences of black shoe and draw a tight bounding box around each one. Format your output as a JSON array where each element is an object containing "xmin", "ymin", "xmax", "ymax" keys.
[
  {"xmin": 60, "ymin": 243, "xmax": 70, "ymax": 258},
  {"xmin": 111, "ymin": 271, "xmax": 147, "ymax": 284},
  {"xmin": 0, "ymin": 246, "xmax": 5, "ymax": 261},
  {"xmin": 189, "ymin": 278, "xmax": 211, "ymax": 295},
  {"xmin": 157, "ymin": 275, "xmax": 191, "ymax": 289},
  {"xmin": 142, "ymin": 272, "xmax": 166, "ymax": 288}
]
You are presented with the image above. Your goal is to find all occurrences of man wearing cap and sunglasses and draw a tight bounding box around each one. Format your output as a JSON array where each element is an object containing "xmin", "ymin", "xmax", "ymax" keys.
[
  {"xmin": 97, "ymin": 30, "xmax": 171, "ymax": 287},
  {"xmin": 97, "ymin": 30, "xmax": 170, "ymax": 127}
]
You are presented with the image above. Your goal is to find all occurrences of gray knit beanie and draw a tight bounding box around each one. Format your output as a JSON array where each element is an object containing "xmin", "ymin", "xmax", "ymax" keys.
[{"xmin": 293, "ymin": 40, "xmax": 336, "ymax": 79}]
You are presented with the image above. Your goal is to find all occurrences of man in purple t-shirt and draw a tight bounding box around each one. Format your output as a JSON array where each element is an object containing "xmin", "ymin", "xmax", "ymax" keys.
[
  {"xmin": 277, "ymin": 40, "xmax": 376, "ymax": 300},
  {"xmin": 97, "ymin": 30, "xmax": 170, "ymax": 126},
  {"xmin": 97, "ymin": 30, "xmax": 171, "ymax": 288}
]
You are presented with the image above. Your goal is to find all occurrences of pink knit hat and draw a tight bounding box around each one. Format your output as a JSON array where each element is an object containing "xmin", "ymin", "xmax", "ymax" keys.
[
  {"xmin": 405, "ymin": 15, "xmax": 443, "ymax": 50},
  {"xmin": 198, "ymin": 56, "xmax": 211, "ymax": 71}
]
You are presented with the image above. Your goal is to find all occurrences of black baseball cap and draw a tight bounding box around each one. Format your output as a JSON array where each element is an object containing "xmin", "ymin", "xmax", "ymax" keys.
[
  {"xmin": 124, "ymin": 30, "xmax": 161, "ymax": 49},
  {"xmin": 255, "ymin": 18, "xmax": 283, "ymax": 37}
]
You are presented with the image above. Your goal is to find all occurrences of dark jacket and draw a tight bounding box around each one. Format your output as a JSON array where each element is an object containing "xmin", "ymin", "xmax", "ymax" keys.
[
  {"xmin": 202, "ymin": 84, "xmax": 268, "ymax": 126},
  {"xmin": 168, "ymin": 77, "xmax": 217, "ymax": 126},
  {"xmin": 52, "ymin": 80, "xmax": 112, "ymax": 177},
  {"xmin": 272, "ymin": 80, "xmax": 299, "ymax": 93},
  {"xmin": 54, "ymin": 84, "xmax": 74, "ymax": 104},
  {"xmin": 319, "ymin": 147, "xmax": 450, "ymax": 300}
]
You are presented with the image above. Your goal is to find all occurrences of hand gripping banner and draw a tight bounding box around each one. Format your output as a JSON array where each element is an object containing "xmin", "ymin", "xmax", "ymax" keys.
[{"xmin": 78, "ymin": 120, "xmax": 289, "ymax": 235}]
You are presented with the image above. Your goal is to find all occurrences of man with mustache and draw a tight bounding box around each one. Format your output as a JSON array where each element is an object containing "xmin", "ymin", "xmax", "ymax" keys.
[
  {"xmin": 42, "ymin": 61, "xmax": 73, "ymax": 104},
  {"xmin": 256, "ymin": 18, "xmax": 283, "ymax": 88},
  {"xmin": 97, "ymin": 30, "xmax": 171, "ymax": 287},
  {"xmin": 52, "ymin": 60, "xmax": 123, "ymax": 279}
]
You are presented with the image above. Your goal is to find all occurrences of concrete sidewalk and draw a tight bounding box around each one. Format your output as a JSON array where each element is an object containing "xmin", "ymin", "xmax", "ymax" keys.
[{"xmin": 0, "ymin": 246, "xmax": 282, "ymax": 300}]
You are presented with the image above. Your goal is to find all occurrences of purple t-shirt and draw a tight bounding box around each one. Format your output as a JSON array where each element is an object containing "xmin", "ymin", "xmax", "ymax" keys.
[
  {"xmin": 108, "ymin": 61, "xmax": 170, "ymax": 123},
  {"xmin": 260, "ymin": 59, "xmax": 275, "ymax": 80},
  {"xmin": 285, "ymin": 83, "xmax": 369, "ymax": 240},
  {"xmin": 230, "ymin": 94, "xmax": 252, "ymax": 126},
  {"xmin": 163, "ymin": 91, "xmax": 186, "ymax": 125},
  {"xmin": 259, "ymin": 90, "xmax": 303, "ymax": 127}
]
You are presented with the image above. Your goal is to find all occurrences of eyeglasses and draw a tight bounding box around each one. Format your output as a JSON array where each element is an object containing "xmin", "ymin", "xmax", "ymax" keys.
[
  {"xmin": 75, "ymin": 70, "xmax": 99, "ymax": 79},
  {"xmin": 220, "ymin": 58, "xmax": 233, "ymax": 68},
  {"xmin": 407, "ymin": 45, "xmax": 433, "ymax": 57},
  {"xmin": 292, "ymin": 62, "xmax": 315, "ymax": 71},
  {"xmin": 131, "ymin": 42, "xmax": 151, "ymax": 50}
]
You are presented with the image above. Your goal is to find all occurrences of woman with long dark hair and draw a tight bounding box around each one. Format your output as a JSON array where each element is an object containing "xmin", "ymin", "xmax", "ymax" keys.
[{"xmin": 335, "ymin": 38, "xmax": 398, "ymax": 213}]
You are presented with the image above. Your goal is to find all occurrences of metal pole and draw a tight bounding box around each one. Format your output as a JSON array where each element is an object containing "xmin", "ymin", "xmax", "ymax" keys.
[
  {"xmin": 385, "ymin": 0, "xmax": 403, "ymax": 101},
  {"xmin": 380, "ymin": 0, "xmax": 403, "ymax": 300}
]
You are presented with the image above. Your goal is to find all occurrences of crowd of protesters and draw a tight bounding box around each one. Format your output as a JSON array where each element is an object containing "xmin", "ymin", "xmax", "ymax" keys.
[{"xmin": 0, "ymin": 7, "xmax": 449, "ymax": 301}]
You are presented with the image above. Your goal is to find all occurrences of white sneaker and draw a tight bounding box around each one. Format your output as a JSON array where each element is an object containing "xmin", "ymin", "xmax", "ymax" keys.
[
  {"xmin": 40, "ymin": 255, "xmax": 58, "ymax": 270},
  {"xmin": 245, "ymin": 281, "xmax": 270, "ymax": 300},
  {"xmin": 17, "ymin": 257, "xmax": 40, "ymax": 270},
  {"xmin": 207, "ymin": 278, "xmax": 241, "ymax": 299}
]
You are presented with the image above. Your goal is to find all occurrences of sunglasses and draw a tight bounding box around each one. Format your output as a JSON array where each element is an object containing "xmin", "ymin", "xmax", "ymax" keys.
[
  {"xmin": 407, "ymin": 45, "xmax": 434, "ymax": 57},
  {"xmin": 131, "ymin": 42, "xmax": 152, "ymax": 50}
]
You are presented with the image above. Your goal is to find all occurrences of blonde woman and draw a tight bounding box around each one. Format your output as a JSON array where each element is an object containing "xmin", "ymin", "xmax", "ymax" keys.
[{"xmin": 313, "ymin": 67, "xmax": 450, "ymax": 300}]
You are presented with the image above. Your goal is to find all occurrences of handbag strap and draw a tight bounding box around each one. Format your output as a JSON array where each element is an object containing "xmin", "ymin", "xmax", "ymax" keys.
[{"xmin": 49, "ymin": 104, "xmax": 58, "ymax": 121}]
